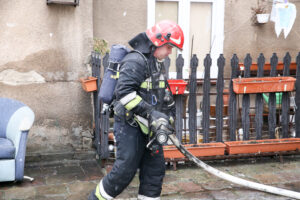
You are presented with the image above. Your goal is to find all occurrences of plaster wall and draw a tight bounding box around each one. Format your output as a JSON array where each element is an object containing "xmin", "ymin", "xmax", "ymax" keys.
[
  {"xmin": 0, "ymin": 0, "xmax": 94, "ymax": 154},
  {"xmin": 224, "ymin": 0, "xmax": 300, "ymax": 77},
  {"xmin": 95, "ymin": 0, "xmax": 300, "ymax": 78},
  {"xmin": 93, "ymin": 0, "xmax": 147, "ymax": 48}
]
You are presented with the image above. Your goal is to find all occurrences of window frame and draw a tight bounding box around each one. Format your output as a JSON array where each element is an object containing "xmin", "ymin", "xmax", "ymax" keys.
[{"xmin": 147, "ymin": 0, "xmax": 224, "ymax": 78}]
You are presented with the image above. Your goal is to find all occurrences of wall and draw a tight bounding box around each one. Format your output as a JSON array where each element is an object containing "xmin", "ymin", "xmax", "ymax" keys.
[
  {"xmin": 0, "ymin": 0, "xmax": 94, "ymax": 156},
  {"xmin": 224, "ymin": 0, "xmax": 300, "ymax": 78},
  {"xmin": 93, "ymin": 0, "xmax": 147, "ymax": 49},
  {"xmin": 94, "ymin": 0, "xmax": 300, "ymax": 78}
]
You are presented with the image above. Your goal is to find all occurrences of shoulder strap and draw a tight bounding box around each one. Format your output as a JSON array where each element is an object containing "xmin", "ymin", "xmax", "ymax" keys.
[{"xmin": 130, "ymin": 50, "xmax": 150, "ymax": 77}]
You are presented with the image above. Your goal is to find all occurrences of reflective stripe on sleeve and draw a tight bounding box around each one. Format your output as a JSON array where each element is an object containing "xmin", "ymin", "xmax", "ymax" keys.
[
  {"xmin": 140, "ymin": 81, "xmax": 165, "ymax": 89},
  {"xmin": 120, "ymin": 91, "xmax": 137, "ymax": 105},
  {"xmin": 124, "ymin": 95, "xmax": 142, "ymax": 111}
]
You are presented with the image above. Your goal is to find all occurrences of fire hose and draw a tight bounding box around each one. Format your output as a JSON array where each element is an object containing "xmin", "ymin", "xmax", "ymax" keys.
[{"xmin": 166, "ymin": 134, "xmax": 300, "ymax": 199}]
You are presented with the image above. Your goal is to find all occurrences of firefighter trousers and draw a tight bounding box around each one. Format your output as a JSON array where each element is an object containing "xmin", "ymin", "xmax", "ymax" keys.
[{"xmin": 102, "ymin": 116, "xmax": 165, "ymax": 198}]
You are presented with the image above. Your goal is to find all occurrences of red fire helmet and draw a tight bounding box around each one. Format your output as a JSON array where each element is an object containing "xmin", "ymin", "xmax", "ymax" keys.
[{"xmin": 146, "ymin": 20, "xmax": 184, "ymax": 50}]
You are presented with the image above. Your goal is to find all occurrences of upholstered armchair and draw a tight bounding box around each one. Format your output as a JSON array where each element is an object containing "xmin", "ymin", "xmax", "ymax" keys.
[{"xmin": 0, "ymin": 98, "xmax": 35, "ymax": 182}]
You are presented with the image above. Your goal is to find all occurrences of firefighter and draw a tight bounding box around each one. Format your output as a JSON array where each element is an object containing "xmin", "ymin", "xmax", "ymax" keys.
[{"xmin": 89, "ymin": 20, "xmax": 184, "ymax": 200}]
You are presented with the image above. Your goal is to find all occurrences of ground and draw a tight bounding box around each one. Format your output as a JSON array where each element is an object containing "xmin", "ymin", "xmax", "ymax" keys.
[{"xmin": 1, "ymin": 155, "xmax": 300, "ymax": 199}]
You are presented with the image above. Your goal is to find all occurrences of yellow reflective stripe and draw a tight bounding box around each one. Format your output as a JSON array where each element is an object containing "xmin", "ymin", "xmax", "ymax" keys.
[
  {"xmin": 95, "ymin": 184, "xmax": 106, "ymax": 200},
  {"xmin": 159, "ymin": 81, "xmax": 165, "ymax": 88},
  {"xmin": 120, "ymin": 91, "xmax": 137, "ymax": 105},
  {"xmin": 169, "ymin": 116, "xmax": 174, "ymax": 125},
  {"xmin": 110, "ymin": 71, "xmax": 119, "ymax": 79},
  {"xmin": 140, "ymin": 82, "xmax": 148, "ymax": 88},
  {"xmin": 124, "ymin": 95, "xmax": 142, "ymax": 111},
  {"xmin": 140, "ymin": 81, "xmax": 165, "ymax": 89},
  {"xmin": 134, "ymin": 115, "xmax": 153, "ymax": 136},
  {"xmin": 135, "ymin": 118, "xmax": 149, "ymax": 134}
]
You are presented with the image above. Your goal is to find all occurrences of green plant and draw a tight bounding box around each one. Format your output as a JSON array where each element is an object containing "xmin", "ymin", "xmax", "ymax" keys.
[
  {"xmin": 93, "ymin": 38, "xmax": 110, "ymax": 54},
  {"xmin": 251, "ymin": 0, "xmax": 267, "ymax": 14}
]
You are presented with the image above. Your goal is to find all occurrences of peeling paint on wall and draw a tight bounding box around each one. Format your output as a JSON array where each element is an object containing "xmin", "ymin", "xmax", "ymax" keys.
[{"xmin": 0, "ymin": 69, "xmax": 45, "ymax": 85}]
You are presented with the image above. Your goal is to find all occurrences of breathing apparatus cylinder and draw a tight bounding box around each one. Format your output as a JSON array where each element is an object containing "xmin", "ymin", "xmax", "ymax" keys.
[{"xmin": 99, "ymin": 45, "xmax": 130, "ymax": 104}]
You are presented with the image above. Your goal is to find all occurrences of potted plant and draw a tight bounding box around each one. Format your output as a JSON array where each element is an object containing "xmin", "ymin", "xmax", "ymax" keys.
[
  {"xmin": 80, "ymin": 39, "xmax": 110, "ymax": 92},
  {"xmin": 93, "ymin": 38, "xmax": 110, "ymax": 55},
  {"xmin": 251, "ymin": 0, "xmax": 270, "ymax": 24}
]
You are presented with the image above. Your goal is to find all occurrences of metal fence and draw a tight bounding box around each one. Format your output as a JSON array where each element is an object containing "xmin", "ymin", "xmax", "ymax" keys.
[{"xmin": 91, "ymin": 51, "xmax": 300, "ymax": 159}]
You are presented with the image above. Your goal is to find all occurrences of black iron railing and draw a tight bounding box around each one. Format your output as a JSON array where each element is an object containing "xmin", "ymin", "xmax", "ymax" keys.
[{"xmin": 90, "ymin": 51, "xmax": 300, "ymax": 159}]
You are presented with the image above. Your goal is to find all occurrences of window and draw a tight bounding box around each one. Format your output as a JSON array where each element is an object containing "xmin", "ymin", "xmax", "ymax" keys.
[{"xmin": 147, "ymin": 0, "xmax": 224, "ymax": 79}]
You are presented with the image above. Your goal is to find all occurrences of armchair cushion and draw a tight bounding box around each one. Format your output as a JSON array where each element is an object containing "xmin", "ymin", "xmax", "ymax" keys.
[{"xmin": 0, "ymin": 138, "xmax": 15, "ymax": 159}]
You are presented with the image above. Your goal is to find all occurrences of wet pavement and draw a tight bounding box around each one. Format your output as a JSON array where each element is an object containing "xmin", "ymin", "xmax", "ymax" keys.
[{"xmin": 1, "ymin": 155, "xmax": 300, "ymax": 200}]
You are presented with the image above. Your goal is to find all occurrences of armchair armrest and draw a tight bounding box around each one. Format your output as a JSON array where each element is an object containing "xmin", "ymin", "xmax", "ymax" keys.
[
  {"xmin": 15, "ymin": 130, "xmax": 29, "ymax": 181},
  {"xmin": 6, "ymin": 106, "xmax": 35, "ymax": 149},
  {"xmin": 5, "ymin": 105, "xmax": 34, "ymax": 181}
]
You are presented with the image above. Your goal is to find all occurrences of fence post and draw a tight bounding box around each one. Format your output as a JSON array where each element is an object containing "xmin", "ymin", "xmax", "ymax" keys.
[
  {"xmin": 216, "ymin": 54, "xmax": 225, "ymax": 142},
  {"xmin": 295, "ymin": 52, "xmax": 300, "ymax": 138},
  {"xmin": 103, "ymin": 52, "xmax": 109, "ymax": 71},
  {"xmin": 269, "ymin": 53, "xmax": 278, "ymax": 139},
  {"xmin": 242, "ymin": 54, "xmax": 252, "ymax": 140},
  {"xmin": 99, "ymin": 53, "xmax": 110, "ymax": 159},
  {"xmin": 188, "ymin": 54, "xmax": 198, "ymax": 144},
  {"xmin": 255, "ymin": 53, "xmax": 265, "ymax": 139},
  {"xmin": 202, "ymin": 54, "xmax": 211, "ymax": 143},
  {"xmin": 229, "ymin": 54, "xmax": 239, "ymax": 141},
  {"xmin": 282, "ymin": 52, "xmax": 291, "ymax": 138},
  {"xmin": 175, "ymin": 54, "xmax": 184, "ymax": 141},
  {"xmin": 91, "ymin": 51, "xmax": 102, "ymax": 156}
]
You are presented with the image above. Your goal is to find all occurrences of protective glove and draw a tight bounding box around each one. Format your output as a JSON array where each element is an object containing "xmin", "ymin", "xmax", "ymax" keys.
[
  {"xmin": 150, "ymin": 110, "xmax": 174, "ymax": 144},
  {"xmin": 150, "ymin": 110, "xmax": 167, "ymax": 129}
]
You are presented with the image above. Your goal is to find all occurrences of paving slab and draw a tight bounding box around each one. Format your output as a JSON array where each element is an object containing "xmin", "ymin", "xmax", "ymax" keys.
[{"xmin": 1, "ymin": 156, "xmax": 300, "ymax": 199}]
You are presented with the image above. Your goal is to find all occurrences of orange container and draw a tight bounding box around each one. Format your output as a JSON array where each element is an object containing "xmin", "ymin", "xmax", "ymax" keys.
[
  {"xmin": 163, "ymin": 143, "xmax": 226, "ymax": 159},
  {"xmin": 167, "ymin": 79, "xmax": 188, "ymax": 95},
  {"xmin": 232, "ymin": 76, "xmax": 296, "ymax": 94},
  {"xmin": 225, "ymin": 138, "xmax": 300, "ymax": 155},
  {"xmin": 80, "ymin": 76, "xmax": 98, "ymax": 92},
  {"xmin": 239, "ymin": 62, "xmax": 297, "ymax": 72}
]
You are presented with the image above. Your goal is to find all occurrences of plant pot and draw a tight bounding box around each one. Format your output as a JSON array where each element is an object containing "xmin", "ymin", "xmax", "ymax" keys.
[
  {"xmin": 239, "ymin": 62, "xmax": 297, "ymax": 72},
  {"xmin": 167, "ymin": 79, "xmax": 188, "ymax": 95},
  {"xmin": 232, "ymin": 76, "xmax": 296, "ymax": 94},
  {"xmin": 80, "ymin": 76, "xmax": 97, "ymax": 92},
  {"xmin": 256, "ymin": 13, "xmax": 269, "ymax": 23},
  {"xmin": 163, "ymin": 143, "xmax": 226, "ymax": 159},
  {"xmin": 225, "ymin": 138, "xmax": 300, "ymax": 155}
]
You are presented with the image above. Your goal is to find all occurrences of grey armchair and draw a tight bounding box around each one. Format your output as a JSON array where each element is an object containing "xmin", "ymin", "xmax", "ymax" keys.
[{"xmin": 0, "ymin": 97, "xmax": 35, "ymax": 182}]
